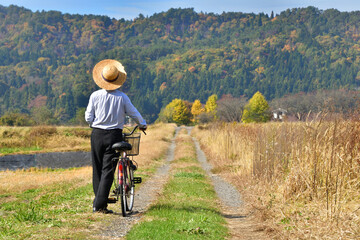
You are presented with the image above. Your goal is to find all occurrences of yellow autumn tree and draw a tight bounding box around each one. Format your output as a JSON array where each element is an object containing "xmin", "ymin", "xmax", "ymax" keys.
[
  {"xmin": 191, "ymin": 99, "xmax": 204, "ymax": 122},
  {"xmin": 205, "ymin": 94, "xmax": 218, "ymax": 119},
  {"xmin": 241, "ymin": 91, "xmax": 271, "ymax": 123},
  {"xmin": 158, "ymin": 98, "xmax": 191, "ymax": 125}
]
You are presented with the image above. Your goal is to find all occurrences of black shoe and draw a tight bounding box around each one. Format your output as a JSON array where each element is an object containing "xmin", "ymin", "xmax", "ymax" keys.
[{"xmin": 93, "ymin": 207, "xmax": 113, "ymax": 214}]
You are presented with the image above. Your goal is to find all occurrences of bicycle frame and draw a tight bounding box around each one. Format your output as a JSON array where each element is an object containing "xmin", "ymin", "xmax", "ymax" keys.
[{"xmin": 118, "ymin": 152, "xmax": 128, "ymax": 186}]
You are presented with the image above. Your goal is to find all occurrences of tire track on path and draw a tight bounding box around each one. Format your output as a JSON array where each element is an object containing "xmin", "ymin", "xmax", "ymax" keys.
[
  {"xmin": 187, "ymin": 127, "xmax": 268, "ymax": 240},
  {"xmin": 97, "ymin": 127, "xmax": 180, "ymax": 239}
]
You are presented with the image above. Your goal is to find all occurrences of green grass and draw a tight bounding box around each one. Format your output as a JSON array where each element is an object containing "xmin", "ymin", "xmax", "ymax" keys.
[
  {"xmin": 0, "ymin": 146, "xmax": 42, "ymax": 155},
  {"xmin": 130, "ymin": 156, "xmax": 168, "ymax": 185},
  {"xmin": 0, "ymin": 143, "xmax": 171, "ymax": 239},
  {"xmin": 0, "ymin": 178, "xmax": 100, "ymax": 240},
  {"xmin": 126, "ymin": 157, "xmax": 228, "ymax": 240},
  {"xmin": 0, "ymin": 151, "xmax": 172, "ymax": 240}
]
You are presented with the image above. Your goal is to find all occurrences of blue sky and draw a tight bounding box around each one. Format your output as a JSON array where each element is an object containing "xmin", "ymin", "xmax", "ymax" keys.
[{"xmin": 1, "ymin": 0, "xmax": 360, "ymax": 20}]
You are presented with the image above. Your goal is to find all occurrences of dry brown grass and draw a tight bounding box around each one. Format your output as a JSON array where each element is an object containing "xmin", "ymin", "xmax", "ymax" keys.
[
  {"xmin": 136, "ymin": 123, "xmax": 176, "ymax": 168},
  {"xmin": 0, "ymin": 123, "xmax": 176, "ymax": 198},
  {"xmin": 0, "ymin": 123, "xmax": 176, "ymax": 156},
  {"xmin": 0, "ymin": 126, "xmax": 92, "ymax": 154},
  {"xmin": 193, "ymin": 123, "xmax": 256, "ymax": 175},
  {"xmin": 174, "ymin": 128, "xmax": 194, "ymax": 158},
  {"xmin": 0, "ymin": 167, "xmax": 92, "ymax": 196},
  {"xmin": 171, "ymin": 127, "xmax": 198, "ymax": 169},
  {"xmin": 192, "ymin": 117, "xmax": 360, "ymax": 239}
]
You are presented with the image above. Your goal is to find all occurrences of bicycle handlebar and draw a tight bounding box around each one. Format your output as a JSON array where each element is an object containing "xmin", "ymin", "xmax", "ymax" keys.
[{"xmin": 124, "ymin": 125, "xmax": 146, "ymax": 136}]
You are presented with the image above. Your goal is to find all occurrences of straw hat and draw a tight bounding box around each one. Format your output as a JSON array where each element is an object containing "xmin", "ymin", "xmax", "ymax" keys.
[{"xmin": 92, "ymin": 59, "xmax": 127, "ymax": 90}]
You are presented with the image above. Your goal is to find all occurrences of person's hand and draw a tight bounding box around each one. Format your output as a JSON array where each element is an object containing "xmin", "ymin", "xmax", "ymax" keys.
[{"xmin": 139, "ymin": 125, "xmax": 147, "ymax": 132}]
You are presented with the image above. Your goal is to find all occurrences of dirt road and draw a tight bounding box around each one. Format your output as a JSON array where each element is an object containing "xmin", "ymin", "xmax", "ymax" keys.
[{"xmin": 96, "ymin": 126, "xmax": 267, "ymax": 239}]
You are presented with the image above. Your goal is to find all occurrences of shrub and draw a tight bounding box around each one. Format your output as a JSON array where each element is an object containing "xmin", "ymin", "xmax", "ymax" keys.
[{"xmin": 24, "ymin": 126, "xmax": 57, "ymax": 147}]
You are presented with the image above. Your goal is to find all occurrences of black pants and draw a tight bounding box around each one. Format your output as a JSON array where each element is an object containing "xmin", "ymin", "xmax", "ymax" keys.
[{"xmin": 91, "ymin": 128, "xmax": 122, "ymax": 209}]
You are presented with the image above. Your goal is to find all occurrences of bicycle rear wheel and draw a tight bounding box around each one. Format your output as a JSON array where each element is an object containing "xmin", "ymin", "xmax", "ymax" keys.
[
  {"xmin": 118, "ymin": 161, "xmax": 128, "ymax": 217},
  {"xmin": 115, "ymin": 159, "xmax": 135, "ymax": 216},
  {"xmin": 113, "ymin": 160, "xmax": 126, "ymax": 216}
]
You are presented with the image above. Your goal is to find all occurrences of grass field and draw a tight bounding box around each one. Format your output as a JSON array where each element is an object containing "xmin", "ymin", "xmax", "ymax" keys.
[
  {"xmin": 3, "ymin": 119, "xmax": 358, "ymax": 239},
  {"xmin": 0, "ymin": 123, "xmax": 176, "ymax": 239},
  {"xmin": 192, "ymin": 117, "xmax": 360, "ymax": 239},
  {"xmin": 0, "ymin": 126, "xmax": 91, "ymax": 155},
  {"xmin": 0, "ymin": 167, "xmax": 96, "ymax": 239}
]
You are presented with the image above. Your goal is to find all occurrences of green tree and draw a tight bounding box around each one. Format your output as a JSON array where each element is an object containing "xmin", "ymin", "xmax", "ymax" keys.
[
  {"xmin": 242, "ymin": 91, "xmax": 271, "ymax": 123},
  {"xmin": 0, "ymin": 111, "xmax": 34, "ymax": 126},
  {"xmin": 70, "ymin": 108, "xmax": 88, "ymax": 126},
  {"xmin": 1, "ymin": 6, "xmax": 360, "ymax": 124},
  {"xmin": 31, "ymin": 106, "xmax": 58, "ymax": 125}
]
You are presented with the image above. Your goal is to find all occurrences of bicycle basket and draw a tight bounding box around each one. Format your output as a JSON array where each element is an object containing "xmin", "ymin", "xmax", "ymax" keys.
[{"xmin": 124, "ymin": 133, "xmax": 141, "ymax": 156}]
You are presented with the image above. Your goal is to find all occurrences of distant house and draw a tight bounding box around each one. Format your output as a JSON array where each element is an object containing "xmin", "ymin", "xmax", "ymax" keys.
[{"xmin": 272, "ymin": 108, "xmax": 287, "ymax": 121}]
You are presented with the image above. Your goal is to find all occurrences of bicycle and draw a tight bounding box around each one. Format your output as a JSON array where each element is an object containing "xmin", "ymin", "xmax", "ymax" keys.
[{"xmin": 109, "ymin": 125, "xmax": 145, "ymax": 217}]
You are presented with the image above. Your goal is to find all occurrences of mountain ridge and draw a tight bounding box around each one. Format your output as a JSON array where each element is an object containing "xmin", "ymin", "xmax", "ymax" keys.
[{"xmin": 0, "ymin": 5, "xmax": 359, "ymax": 123}]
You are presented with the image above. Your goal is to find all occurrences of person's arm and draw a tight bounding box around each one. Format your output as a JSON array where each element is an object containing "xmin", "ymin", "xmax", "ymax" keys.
[
  {"xmin": 123, "ymin": 94, "xmax": 147, "ymax": 129},
  {"xmin": 85, "ymin": 94, "xmax": 95, "ymax": 126}
]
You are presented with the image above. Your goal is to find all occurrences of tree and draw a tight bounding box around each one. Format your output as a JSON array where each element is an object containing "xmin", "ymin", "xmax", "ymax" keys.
[
  {"xmin": 1, "ymin": 6, "xmax": 360, "ymax": 125},
  {"xmin": 205, "ymin": 94, "xmax": 218, "ymax": 119},
  {"xmin": 172, "ymin": 100, "xmax": 190, "ymax": 125},
  {"xmin": 157, "ymin": 98, "xmax": 190, "ymax": 125},
  {"xmin": 270, "ymin": 89, "xmax": 360, "ymax": 120},
  {"xmin": 31, "ymin": 106, "xmax": 58, "ymax": 125},
  {"xmin": 191, "ymin": 99, "xmax": 204, "ymax": 122},
  {"xmin": 217, "ymin": 95, "xmax": 247, "ymax": 122},
  {"xmin": 242, "ymin": 91, "xmax": 271, "ymax": 123},
  {"xmin": 71, "ymin": 108, "xmax": 88, "ymax": 126},
  {"xmin": 0, "ymin": 111, "xmax": 34, "ymax": 126}
]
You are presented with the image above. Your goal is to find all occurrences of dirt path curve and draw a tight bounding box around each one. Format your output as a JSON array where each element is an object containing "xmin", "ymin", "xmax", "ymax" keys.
[
  {"xmin": 186, "ymin": 127, "xmax": 268, "ymax": 240},
  {"xmin": 96, "ymin": 127, "xmax": 180, "ymax": 239}
]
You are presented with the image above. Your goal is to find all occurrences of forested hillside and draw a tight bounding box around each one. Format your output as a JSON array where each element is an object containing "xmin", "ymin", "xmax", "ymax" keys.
[{"xmin": 0, "ymin": 5, "xmax": 359, "ymax": 123}]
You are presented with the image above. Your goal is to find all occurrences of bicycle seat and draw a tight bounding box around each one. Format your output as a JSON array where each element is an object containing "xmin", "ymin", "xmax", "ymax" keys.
[{"xmin": 112, "ymin": 142, "xmax": 132, "ymax": 152}]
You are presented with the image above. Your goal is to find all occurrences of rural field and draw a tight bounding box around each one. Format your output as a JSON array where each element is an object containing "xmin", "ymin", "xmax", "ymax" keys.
[
  {"xmin": 0, "ymin": 123, "xmax": 175, "ymax": 239},
  {"xmin": 192, "ymin": 115, "xmax": 360, "ymax": 239},
  {"xmin": 1, "ymin": 2, "xmax": 360, "ymax": 239},
  {"xmin": 1, "ymin": 119, "xmax": 359, "ymax": 239}
]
